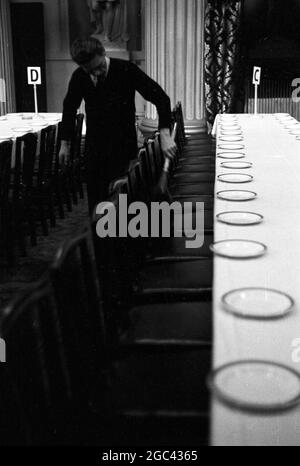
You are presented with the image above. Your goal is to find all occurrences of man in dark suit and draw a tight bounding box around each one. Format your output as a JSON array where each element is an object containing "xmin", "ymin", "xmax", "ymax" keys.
[{"xmin": 59, "ymin": 37, "xmax": 176, "ymax": 211}]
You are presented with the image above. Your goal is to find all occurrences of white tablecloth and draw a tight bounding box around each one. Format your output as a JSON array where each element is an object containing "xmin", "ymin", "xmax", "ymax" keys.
[
  {"xmin": 0, "ymin": 113, "xmax": 62, "ymax": 166},
  {"xmin": 212, "ymin": 114, "xmax": 300, "ymax": 446}
]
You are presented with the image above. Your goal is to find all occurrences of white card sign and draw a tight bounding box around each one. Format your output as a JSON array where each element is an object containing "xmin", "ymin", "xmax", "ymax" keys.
[
  {"xmin": 252, "ymin": 67, "xmax": 261, "ymax": 85},
  {"xmin": 27, "ymin": 67, "xmax": 42, "ymax": 85}
]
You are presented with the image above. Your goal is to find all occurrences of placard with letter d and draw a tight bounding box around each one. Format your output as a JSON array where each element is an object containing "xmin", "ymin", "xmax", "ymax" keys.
[{"xmin": 27, "ymin": 66, "xmax": 42, "ymax": 113}]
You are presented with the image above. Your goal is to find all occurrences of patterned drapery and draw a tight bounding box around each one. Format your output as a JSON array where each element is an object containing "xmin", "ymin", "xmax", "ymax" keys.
[
  {"xmin": 0, "ymin": 0, "xmax": 15, "ymax": 115},
  {"xmin": 204, "ymin": 0, "xmax": 242, "ymax": 129}
]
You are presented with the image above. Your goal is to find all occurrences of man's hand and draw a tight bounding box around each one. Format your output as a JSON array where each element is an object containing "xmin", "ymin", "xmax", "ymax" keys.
[
  {"xmin": 160, "ymin": 128, "xmax": 177, "ymax": 160},
  {"xmin": 59, "ymin": 140, "xmax": 71, "ymax": 169}
]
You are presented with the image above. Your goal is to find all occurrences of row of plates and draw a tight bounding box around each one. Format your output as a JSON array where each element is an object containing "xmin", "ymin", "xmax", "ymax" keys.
[
  {"xmin": 210, "ymin": 116, "xmax": 299, "ymax": 413},
  {"xmin": 0, "ymin": 114, "xmax": 61, "ymax": 141}
]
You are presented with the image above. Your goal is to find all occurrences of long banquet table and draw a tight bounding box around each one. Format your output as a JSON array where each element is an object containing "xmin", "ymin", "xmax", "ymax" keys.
[
  {"xmin": 211, "ymin": 113, "xmax": 300, "ymax": 446},
  {"xmin": 0, "ymin": 112, "xmax": 62, "ymax": 165}
]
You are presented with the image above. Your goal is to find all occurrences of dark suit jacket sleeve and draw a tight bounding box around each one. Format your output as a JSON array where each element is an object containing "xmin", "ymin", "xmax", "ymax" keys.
[
  {"xmin": 60, "ymin": 69, "xmax": 84, "ymax": 140},
  {"xmin": 128, "ymin": 62, "xmax": 172, "ymax": 130}
]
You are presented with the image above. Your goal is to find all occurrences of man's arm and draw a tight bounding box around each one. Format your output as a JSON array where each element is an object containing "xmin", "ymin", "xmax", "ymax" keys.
[
  {"xmin": 59, "ymin": 70, "xmax": 83, "ymax": 166},
  {"xmin": 129, "ymin": 63, "xmax": 177, "ymax": 160}
]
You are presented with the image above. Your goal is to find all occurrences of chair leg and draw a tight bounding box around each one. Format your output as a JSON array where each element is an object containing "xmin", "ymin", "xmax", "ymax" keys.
[
  {"xmin": 5, "ymin": 211, "xmax": 16, "ymax": 266},
  {"xmin": 71, "ymin": 178, "xmax": 78, "ymax": 205},
  {"xmin": 38, "ymin": 200, "xmax": 49, "ymax": 236},
  {"xmin": 27, "ymin": 207, "xmax": 37, "ymax": 246},
  {"xmin": 48, "ymin": 193, "xmax": 56, "ymax": 228},
  {"xmin": 63, "ymin": 175, "xmax": 72, "ymax": 212},
  {"xmin": 56, "ymin": 184, "xmax": 65, "ymax": 219},
  {"xmin": 78, "ymin": 179, "xmax": 84, "ymax": 199},
  {"xmin": 16, "ymin": 221, "xmax": 27, "ymax": 257}
]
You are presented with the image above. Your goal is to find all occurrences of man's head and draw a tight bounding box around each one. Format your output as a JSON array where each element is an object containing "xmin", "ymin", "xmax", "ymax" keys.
[{"xmin": 71, "ymin": 38, "xmax": 107, "ymax": 79}]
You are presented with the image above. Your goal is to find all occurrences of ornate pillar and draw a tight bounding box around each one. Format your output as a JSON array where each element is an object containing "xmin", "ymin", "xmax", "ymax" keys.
[
  {"xmin": 141, "ymin": 0, "xmax": 206, "ymax": 134},
  {"xmin": 0, "ymin": 0, "xmax": 15, "ymax": 115}
]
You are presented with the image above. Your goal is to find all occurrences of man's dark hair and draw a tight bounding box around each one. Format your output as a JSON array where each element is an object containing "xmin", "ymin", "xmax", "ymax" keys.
[{"xmin": 70, "ymin": 38, "xmax": 105, "ymax": 65}]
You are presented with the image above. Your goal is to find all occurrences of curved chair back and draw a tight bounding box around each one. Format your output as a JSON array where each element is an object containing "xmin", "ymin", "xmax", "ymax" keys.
[
  {"xmin": 0, "ymin": 279, "xmax": 71, "ymax": 445},
  {"xmin": 49, "ymin": 227, "xmax": 107, "ymax": 404}
]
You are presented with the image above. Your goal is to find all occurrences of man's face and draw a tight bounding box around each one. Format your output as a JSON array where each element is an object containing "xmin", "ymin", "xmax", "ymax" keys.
[{"xmin": 81, "ymin": 54, "xmax": 107, "ymax": 80}]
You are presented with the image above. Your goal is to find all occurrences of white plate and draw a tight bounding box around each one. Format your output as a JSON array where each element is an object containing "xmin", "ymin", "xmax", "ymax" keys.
[
  {"xmin": 217, "ymin": 190, "xmax": 257, "ymax": 201},
  {"xmin": 217, "ymin": 152, "xmax": 245, "ymax": 160},
  {"xmin": 218, "ymin": 173, "xmax": 253, "ymax": 183},
  {"xmin": 218, "ymin": 143, "xmax": 245, "ymax": 151},
  {"xmin": 21, "ymin": 113, "xmax": 38, "ymax": 120},
  {"xmin": 219, "ymin": 136, "xmax": 243, "ymax": 142},
  {"xmin": 220, "ymin": 130, "xmax": 243, "ymax": 136},
  {"xmin": 222, "ymin": 288, "xmax": 294, "ymax": 319},
  {"xmin": 209, "ymin": 239, "xmax": 267, "ymax": 259},
  {"xmin": 220, "ymin": 161, "xmax": 252, "ymax": 169},
  {"xmin": 30, "ymin": 121, "xmax": 48, "ymax": 127},
  {"xmin": 208, "ymin": 361, "xmax": 300, "ymax": 412},
  {"xmin": 216, "ymin": 211, "xmax": 263, "ymax": 226},
  {"xmin": 11, "ymin": 127, "xmax": 33, "ymax": 133},
  {"xmin": 219, "ymin": 125, "xmax": 241, "ymax": 131},
  {"xmin": 219, "ymin": 115, "xmax": 237, "ymax": 120},
  {"xmin": 0, "ymin": 133, "xmax": 14, "ymax": 140},
  {"xmin": 43, "ymin": 116, "xmax": 60, "ymax": 122}
]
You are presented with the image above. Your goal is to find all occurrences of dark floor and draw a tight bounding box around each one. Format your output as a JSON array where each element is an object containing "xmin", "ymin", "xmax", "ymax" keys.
[{"xmin": 0, "ymin": 193, "xmax": 89, "ymax": 311}]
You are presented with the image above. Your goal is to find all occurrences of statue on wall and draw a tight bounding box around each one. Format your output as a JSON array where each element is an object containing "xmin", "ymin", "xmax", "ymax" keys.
[{"xmin": 87, "ymin": 0, "xmax": 129, "ymax": 48}]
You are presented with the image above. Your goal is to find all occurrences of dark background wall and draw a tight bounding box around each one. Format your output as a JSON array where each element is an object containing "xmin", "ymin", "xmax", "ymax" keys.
[{"xmin": 10, "ymin": 2, "xmax": 47, "ymax": 111}]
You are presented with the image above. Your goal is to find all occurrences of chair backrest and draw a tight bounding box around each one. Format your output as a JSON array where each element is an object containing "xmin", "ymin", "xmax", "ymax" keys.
[
  {"xmin": 144, "ymin": 138, "xmax": 158, "ymax": 186},
  {"xmin": 49, "ymin": 226, "xmax": 107, "ymax": 402},
  {"xmin": 38, "ymin": 124, "xmax": 57, "ymax": 183},
  {"xmin": 71, "ymin": 113, "xmax": 84, "ymax": 161},
  {"xmin": 92, "ymin": 182, "xmax": 146, "ymax": 330},
  {"xmin": 175, "ymin": 101, "xmax": 187, "ymax": 143},
  {"xmin": 22, "ymin": 132, "xmax": 38, "ymax": 188},
  {"xmin": 0, "ymin": 140, "xmax": 13, "ymax": 209},
  {"xmin": 0, "ymin": 279, "xmax": 71, "ymax": 445},
  {"xmin": 138, "ymin": 147, "xmax": 153, "ymax": 199}
]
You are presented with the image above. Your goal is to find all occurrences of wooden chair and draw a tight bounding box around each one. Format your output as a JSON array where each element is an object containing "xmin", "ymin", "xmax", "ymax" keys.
[
  {"xmin": 0, "ymin": 140, "xmax": 14, "ymax": 264},
  {"xmin": 49, "ymin": 227, "xmax": 108, "ymax": 405},
  {"xmin": 70, "ymin": 113, "xmax": 85, "ymax": 202},
  {"xmin": 33, "ymin": 124, "xmax": 58, "ymax": 234},
  {"xmin": 47, "ymin": 224, "xmax": 211, "ymax": 444},
  {"xmin": 0, "ymin": 279, "xmax": 72, "ymax": 445}
]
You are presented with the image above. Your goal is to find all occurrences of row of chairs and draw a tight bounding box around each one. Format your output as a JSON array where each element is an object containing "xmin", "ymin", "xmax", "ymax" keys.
[
  {"xmin": 0, "ymin": 114, "xmax": 84, "ymax": 266},
  {"xmin": 0, "ymin": 104, "xmax": 217, "ymax": 445}
]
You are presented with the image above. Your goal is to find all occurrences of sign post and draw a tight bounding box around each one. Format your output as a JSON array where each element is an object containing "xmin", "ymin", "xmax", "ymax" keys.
[
  {"xmin": 252, "ymin": 66, "xmax": 261, "ymax": 115},
  {"xmin": 27, "ymin": 67, "xmax": 41, "ymax": 115}
]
